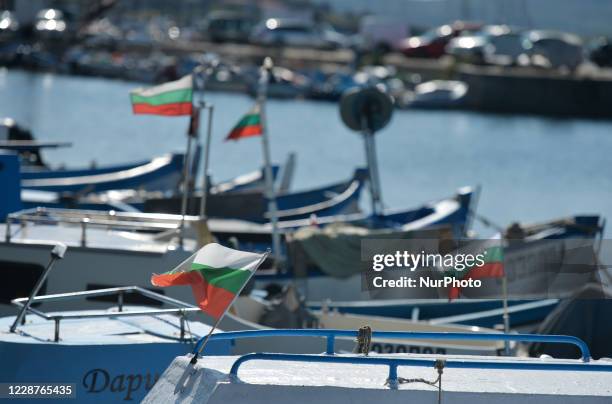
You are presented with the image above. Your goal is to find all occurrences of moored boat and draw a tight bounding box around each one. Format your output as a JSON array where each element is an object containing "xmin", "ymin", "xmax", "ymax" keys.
[
  {"xmin": 142, "ymin": 329, "xmax": 612, "ymax": 404},
  {"xmin": 141, "ymin": 168, "xmax": 367, "ymax": 222},
  {"xmin": 0, "ymin": 286, "xmax": 231, "ymax": 403},
  {"xmin": 309, "ymin": 298, "xmax": 560, "ymax": 328},
  {"xmin": 276, "ymin": 213, "xmax": 603, "ymax": 302},
  {"xmin": 20, "ymin": 152, "xmax": 187, "ymax": 194},
  {"xmin": 0, "ymin": 119, "xmax": 190, "ymax": 194}
]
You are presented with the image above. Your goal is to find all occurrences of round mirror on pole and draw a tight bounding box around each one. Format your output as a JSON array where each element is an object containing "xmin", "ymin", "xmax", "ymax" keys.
[
  {"xmin": 340, "ymin": 86, "xmax": 394, "ymax": 134},
  {"xmin": 339, "ymin": 86, "xmax": 394, "ymax": 216}
]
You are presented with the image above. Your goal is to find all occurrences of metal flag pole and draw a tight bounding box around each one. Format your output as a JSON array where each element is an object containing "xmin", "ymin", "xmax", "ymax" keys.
[
  {"xmin": 10, "ymin": 243, "xmax": 67, "ymax": 333},
  {"xmin": 502, "ymin": 273, "xmax": 511, "ymax": 355},
  {"xmin": 199, "ymin": 102, "xmax": 214, "ymax": 218},
  {"xmin": 190, "ymin": 249, "xmax": 270, "ymax": 365},
  {"xmin": 178, "ymin": 73, "xmax": 199, "ymax": 249},
  {"xmin": 192, "ymin": 60, "xmax": 215, "ymax": 219},
  {"xmin": 257, "ymin": 57, "xmax": 282, "ymax": 264},
  {"xmin": 178, "ymin": 113, "xmax": 196, "ymax": 249}
]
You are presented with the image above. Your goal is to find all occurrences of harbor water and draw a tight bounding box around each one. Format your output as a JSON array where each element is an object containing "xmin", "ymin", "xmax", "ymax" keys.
[{"xmin": 2, "ymin": 67, "xmax": 612, "ymax": 241}]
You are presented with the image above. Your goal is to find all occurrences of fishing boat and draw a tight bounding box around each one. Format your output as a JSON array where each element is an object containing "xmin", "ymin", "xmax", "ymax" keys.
[
  {"xmin": 0, "ymin": 118, "xmax": 190, "ymax": 194},
  {"xmin": 276, "ymin": 214, "xmax": 603, "ymax": 302},
  {"xmin": 309, "ymin": 298, "xmax": 560, "ymax": 329},
  {"xmin": 0, "ymin": 246, "xmax": 514, "ymax": 403},
  {"xmin": 19, "ymin": 163, "xmax": 285, "ymax": 213},
  {"xmin": 0, "ymin": 286, "xmax": 232, "ymax": 403},
  {"xmin": 221, "ymin": 287, "xmax": 509, "ymax": 356},
  {"xmin": 143, "ymin": 329, "xmax": 612, "ymax": 404},
  {"xmin": 20, "ymin": 152, "xmax": 187, "ymax": 194},
  {"xmin": 140, "ymin": 167, "xmax": 367, "ymax": 222}
]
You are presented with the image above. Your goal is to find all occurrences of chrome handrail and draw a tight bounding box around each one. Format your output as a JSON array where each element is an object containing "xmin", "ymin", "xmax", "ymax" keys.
[
  {"xmin": 4, "ymin": 207, "xmax": 204, "ymax": 245},
  {"xmin": 11, "ymin": 286, "xmax": 200, "ymax": 342}
]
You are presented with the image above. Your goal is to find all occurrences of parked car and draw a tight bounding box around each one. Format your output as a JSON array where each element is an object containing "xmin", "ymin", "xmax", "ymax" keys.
[
  {"xmin": 520, "ymin": 30, "xmax": 583, "ymax": 71},
  {"xmin": 202, "ymin": 10, "xmax": 258, "ymax": 43},
  {"xmin": 250, "ymin": 18, "xmax": 348, "ymax": 49},
  {"xmin": 0, "ymin": 10, "xmax": 19, "ymax": 38},
  {"xmin": 359, "ymin": 15, "xmax": 409, "ymax": 53},
  {"xmin": 400, "ymin": 21, "xmax": 482, "ymax": 58},
  {"xmin": 34, "ymin": 8, "xmax": 68, "ymax": 37},
  {"xmin": 588, "ymin": 37, "xmax": 612, "ymax": 67},
  {"xmin": 446, "ymin": 25, "xmax": 524, "ymax": 66}
]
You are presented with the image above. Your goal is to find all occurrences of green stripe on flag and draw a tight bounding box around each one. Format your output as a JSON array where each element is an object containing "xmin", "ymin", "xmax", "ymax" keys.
[
  {"xmin": 191, "ymin": 263, "xmax": 252, "ymax": 294},
  {"xmin": 483, "ymin": 246, "xmax": 503, "ymax": 262},
  {"xmin": 235, "ymin": 114, "xmax": 261, "ymax": 128},
  {"xmin": 131, "ymin": 89, "xmax": 193, "ymax": 106}
]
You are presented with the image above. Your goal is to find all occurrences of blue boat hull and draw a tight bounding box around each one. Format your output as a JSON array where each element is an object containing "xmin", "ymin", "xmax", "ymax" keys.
[
  {"xmin": 308, "ymin": 299, "xmax": 560, "ymax": 328},
  {"xmin": 21, "ymin": 153, "xmax": 186, "ymax": 194},
  {"xmin": 142, "ymin": 168, "xmax": 367, "ymax": 222},
  {"xmin": 0, "ymin": 339, "xmax": 229, "ymax": 403}
]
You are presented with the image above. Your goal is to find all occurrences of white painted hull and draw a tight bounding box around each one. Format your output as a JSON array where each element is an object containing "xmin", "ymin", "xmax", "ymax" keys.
[{"xmin": 144, "ymin": 354, "xmax": 612, "ymax": 404}]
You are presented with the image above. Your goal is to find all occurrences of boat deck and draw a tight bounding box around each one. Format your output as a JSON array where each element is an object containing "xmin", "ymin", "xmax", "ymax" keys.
[
  {"xmin": 144, "ymin": 353, "xmax": 612, "ymax": 403},
  {"xmin": 0, "ymin": 307, "xmax": 213, "ymax": 345}
]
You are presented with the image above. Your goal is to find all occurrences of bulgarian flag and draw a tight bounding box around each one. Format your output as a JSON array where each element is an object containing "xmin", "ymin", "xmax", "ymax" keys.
[
  {"xmin": 225, "ymin": 103, "xmax": 263, "ymax": 141},
  {"xmin": 151, "ymin": 243, "xmax": 267, "ymax": 319},
  {"xmin": 130, "ymin": 75, "xmax": 193, "ymax": 116},
  {"xmin": 445, "ymin": 237, "xmax": 505, "ymax": 300}
]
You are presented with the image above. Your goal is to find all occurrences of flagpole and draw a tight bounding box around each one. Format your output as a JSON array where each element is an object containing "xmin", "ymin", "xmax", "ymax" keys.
[
  {"xmin": 199, "ymin": 102, "xmax": 214, "ymax": 218},
  {"xmin": 258, "ymin": 57, "xmax": 282, "ymax": 265},
  {"xmin": 179, "ymin": 128, "xmax": 194, "ymax": 249},
  {"xmin": 193, "ymin": 60, "xmax": 215, "ymax": 220},
  {"xmin": 190, "ymin": 249, "xmax": 270, "ymax": 365},
  {"xmin": 502, "ymin": 273, "xmax": 510, "ymax": 355}
]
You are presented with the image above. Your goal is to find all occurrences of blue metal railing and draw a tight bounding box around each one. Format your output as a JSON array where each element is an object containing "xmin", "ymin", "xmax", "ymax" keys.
[
  {"xmin": 193, "ymin": 329, "xmax": 592, "ymax": 362},
  {"xmin": 228, "ymin": 352, "xmax": 612, "ymax": 388}
]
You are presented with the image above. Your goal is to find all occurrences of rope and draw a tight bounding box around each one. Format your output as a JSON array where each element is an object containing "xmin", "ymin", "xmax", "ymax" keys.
[
  {"xmin": 353, "ymin": 326, "xmax": 372, "ymax": 355},
  {"xmin": 182, "ymin": 311, "xmax": 196, "ymax": 351},
  {"xmin": 391, "ymin": 359, "xmax": 445, "ymax": 404},
  {"xmin": 469, "ymin": 209, "xmax": 505, "ymax": 233}
]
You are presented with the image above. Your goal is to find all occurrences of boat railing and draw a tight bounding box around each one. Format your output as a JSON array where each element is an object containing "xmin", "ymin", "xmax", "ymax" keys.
[
  {"xmin": 229, "ymin": 351, "xmax": 612, "ymax": 389},
  {"xmin": 193, "ymin": 329, "xmax": 593, "ymax": 362},
  {"xmin": 5, "ymin": 207, "xmax": 202, "ymax": 246},
  {"xmin": 11, "ymin": 286, "xmax": 201, "ymax": 342},
  {"xmin": 191, "ymin": 329, "xmax": 612, "ymax": 388}
]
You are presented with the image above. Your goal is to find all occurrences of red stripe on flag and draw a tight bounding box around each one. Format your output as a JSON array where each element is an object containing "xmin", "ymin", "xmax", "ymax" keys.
[
  {"xmin": 151, "ymin": 271, "xmax": 237, "ymax": 319},
  {"xmin": 448, "ymin": 262, "xmax": 505, "ymax": 300},
  {"xmin": 132, "ymin": 102, "xmax": 193, "ymax": 116},
  {"xmin": 467, "ymin": 262, "xmax": 505, "ymax": 279},
  {"xmin": 225, "ymin": 125, "xmax": 263, "ymax": 141},
  {"xmin": 189, "ymin": 275, "xmax": 236, "ymax": 319}
]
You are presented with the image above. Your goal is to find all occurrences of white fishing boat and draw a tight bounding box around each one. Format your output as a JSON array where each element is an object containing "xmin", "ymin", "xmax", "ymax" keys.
[
  {"xmin": 0, "ymin": 286, "xmax": 232, "ymax": 403},
  {"xmin": 142, "ymin": 329, "xmax": 612, "ymax": 404},
  {"xmin": 224, "ymin": 289, "xmax": 508, "ymax": 356}
]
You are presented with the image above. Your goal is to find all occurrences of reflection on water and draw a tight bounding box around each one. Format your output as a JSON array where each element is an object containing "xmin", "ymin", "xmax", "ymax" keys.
[{"xmin": 1, "ymin": 68, "xmax": 611, "ymax": 244}]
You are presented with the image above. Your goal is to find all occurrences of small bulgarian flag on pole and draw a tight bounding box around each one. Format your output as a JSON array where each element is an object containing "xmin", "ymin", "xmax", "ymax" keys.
[
  {"xmin": 225, "ymin": 103, "xmax": 263, "ymax": 141},
  {"xmin": 444, "ymin": 237, "xmax": 505, "ymax": 300},
  {"xmin": 130, "ymin": 75, "xmax": 193, "ymax": 116},
  {"xmin": 151, "ymin": 243, "xmax": 268, "ymax": 319}
]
